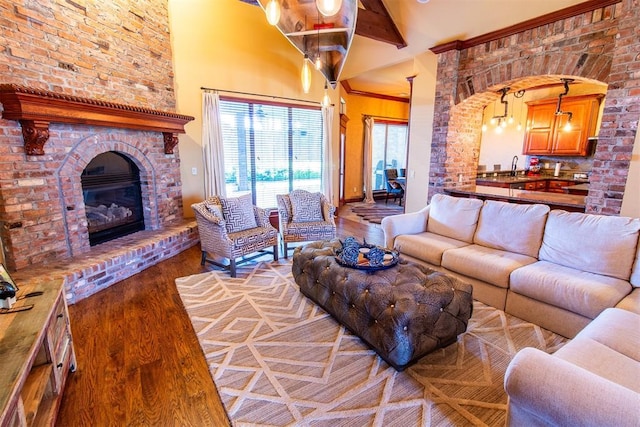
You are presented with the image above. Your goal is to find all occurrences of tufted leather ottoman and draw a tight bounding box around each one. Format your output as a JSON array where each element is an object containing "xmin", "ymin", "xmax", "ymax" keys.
[{"xmin": 292, "ymin": 239, "xmax": 474, "ymax": 370}]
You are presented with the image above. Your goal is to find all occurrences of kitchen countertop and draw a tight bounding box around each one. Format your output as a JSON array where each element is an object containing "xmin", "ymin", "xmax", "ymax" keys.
[
  {"xmin": 446, "ymin": 185, "xmax": 586, "ymax": 211},
  {"xmin": 476, "ymin": 174, "xmax": 589, "ymax": 185}
]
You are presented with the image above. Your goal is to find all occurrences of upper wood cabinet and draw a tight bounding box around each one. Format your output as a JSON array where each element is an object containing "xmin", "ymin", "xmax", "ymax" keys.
[{"xmin": 523, "ymin": 94, "xmax": 603, "ymax": 156}]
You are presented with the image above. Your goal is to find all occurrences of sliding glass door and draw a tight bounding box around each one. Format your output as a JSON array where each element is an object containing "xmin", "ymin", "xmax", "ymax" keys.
[{"xmin": 372, "ymin": 121, "xmax": 408, "ymax": 191}]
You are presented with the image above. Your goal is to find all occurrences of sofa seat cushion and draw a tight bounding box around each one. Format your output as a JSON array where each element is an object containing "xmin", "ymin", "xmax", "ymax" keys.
[
  {"xmin": 510, "ymin": 261, "xmax": 632, "ymax": 319},
  {"xmin": 426, "ymin": 194, "xmax": 483, "ymax": 243},
  {"xmin": 554, "ymin": 308, "xmax": 640, "ymax": 392},
  {"xmin": 442, "ymin": 244, "xmax": 537, "ymax": 288},
  {"xmin": 539, "ymin": 210, "xmax": 640, "ymax": 281},
  {"xmin": 473, "ymin": 200, "xmax": 549, "ymax": 258},
  {"xmin": 616, "ymin": 288, "xmax": 640, "ymax": 314},
  {"xmin": 395, "ymin": 232, "xmax": 470, "ymax": 267}
]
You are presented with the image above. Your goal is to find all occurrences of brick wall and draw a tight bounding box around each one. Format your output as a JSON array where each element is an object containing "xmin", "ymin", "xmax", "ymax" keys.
[
  {"xmin": 430, "ymin": 0, "xmax": 639, "ymax": 215},
  {"xmin": 0, "ymin": 0, "xmax": 175, "ymax": 109},
  {"xmin": 0, "ymin": 0, "xmax": 185, "ymax": 271}
]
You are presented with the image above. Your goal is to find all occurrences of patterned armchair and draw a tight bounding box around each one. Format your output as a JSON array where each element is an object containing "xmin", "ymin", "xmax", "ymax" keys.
[
  {"xmin": 192, "ymin": 195, "xmax": 278, "ymax": 277},
  {"xmin": 276, "ymin": 189, "xmax": 337, "ymax": 257}
]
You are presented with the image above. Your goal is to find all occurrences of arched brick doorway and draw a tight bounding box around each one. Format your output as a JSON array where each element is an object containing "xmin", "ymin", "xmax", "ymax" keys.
[{"xmin": 429, "ymin": 1, "xmax": 639, "ymax": 215}]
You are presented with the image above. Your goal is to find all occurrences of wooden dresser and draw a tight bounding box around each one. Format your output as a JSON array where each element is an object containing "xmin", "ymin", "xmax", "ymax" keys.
[{"xmin": 0, "ymin": 279, "xmax": 76, "ymax": 426}]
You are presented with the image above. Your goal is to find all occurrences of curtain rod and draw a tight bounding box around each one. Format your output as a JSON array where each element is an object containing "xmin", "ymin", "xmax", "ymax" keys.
[
  {"xmin": 363, "ymin": 114, "xmax": 408, "ymax": 121},
  {"xmin": 201, "ymin": 87, "xmax": 320, "ymax": 105}
]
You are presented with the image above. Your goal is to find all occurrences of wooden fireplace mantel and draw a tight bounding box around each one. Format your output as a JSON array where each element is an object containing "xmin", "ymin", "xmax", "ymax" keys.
[{"xmin": 0, "ymin": 84, "xmax": 194, "ymax": 155}]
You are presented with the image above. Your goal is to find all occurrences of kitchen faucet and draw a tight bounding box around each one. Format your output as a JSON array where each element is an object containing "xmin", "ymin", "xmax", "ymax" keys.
[{"xmin": 511, "ymin": 155, "xmax": 518, "ymax": 176}]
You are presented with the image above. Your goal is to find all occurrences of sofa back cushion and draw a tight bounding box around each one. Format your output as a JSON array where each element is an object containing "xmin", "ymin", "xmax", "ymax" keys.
[
  {"xmin": 426, "ymin": 194, "xmax": 483, "ymax": 243},
  {"xmin": 539, "ymin": 210, "xmax": 640, "ymax": 281},
  {"xmin": 473, "ymin": 200, "xmax": 550, "ymax": 258}
]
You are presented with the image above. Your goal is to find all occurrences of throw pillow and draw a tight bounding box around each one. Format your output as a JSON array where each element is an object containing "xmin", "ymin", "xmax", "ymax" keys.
[
  {"xmin": 220, "ymin": 194, "xmax": 258, "ymax": 233},
  {"xmin": 290, "ymin": 190, "xmax": 324, "ymax": 223}
]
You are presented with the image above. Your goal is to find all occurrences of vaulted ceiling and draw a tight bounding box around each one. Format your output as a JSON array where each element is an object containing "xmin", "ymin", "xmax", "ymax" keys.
[{"xmin": 243, "ymin": 0, "xmax": 599, "ymax": 98}]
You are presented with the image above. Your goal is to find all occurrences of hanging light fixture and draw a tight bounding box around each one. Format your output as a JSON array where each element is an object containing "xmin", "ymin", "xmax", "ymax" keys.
[
  {"xmin": 514, "ymin": 89, "xmax": 525, "ymax": 131},
  {"xmin": 555, "ymin": 78, "xmax": 574, "ymax": 131},
  {"xmin": 321, "ymin": 82, "xmax": 331, "ymax": 107},
  {"xmin": 265, "ymin": 0, "xmax": 280, "ymax": 25},
  {"xmin": 491, "ymin": 87, "xmax": 510, "ymax": 126},
  {"xmin": 314, "ymin": 13, "xmax": 322, "ymax": 70},
  {"xmin": 316, "ymin": 0, "xmax": 342, "ymax": 17},
  {"xmin": 301, "ymin": 54, "xmax": 312, "ymax": 93}
]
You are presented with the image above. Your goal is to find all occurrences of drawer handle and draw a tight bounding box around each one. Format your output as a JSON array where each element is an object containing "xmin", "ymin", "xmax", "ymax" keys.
[
  {"xmin": 57, "ymin": 313, "xmax": 64, "ymax": 318},
  {"xmin": 57, "ymin": 363, "xmax": 63, "ymax": 369}
]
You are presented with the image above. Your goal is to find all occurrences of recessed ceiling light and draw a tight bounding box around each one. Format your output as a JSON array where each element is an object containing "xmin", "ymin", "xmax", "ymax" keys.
[{"xmin": 417, "ymin": 0, "xmax": 430, "ymax": 3}]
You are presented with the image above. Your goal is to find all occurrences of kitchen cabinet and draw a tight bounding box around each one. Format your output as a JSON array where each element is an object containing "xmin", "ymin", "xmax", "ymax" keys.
[
  {"xmin": 0, "ymin": 279, "xmax": 76, "ymax": 426},
  {"xmin": 523, "ymin": 94, "xmax": 603, "ymax": 156},
  {"xmin": 547, "ymin": 180, "xmax": 576, "ymax": 193}
]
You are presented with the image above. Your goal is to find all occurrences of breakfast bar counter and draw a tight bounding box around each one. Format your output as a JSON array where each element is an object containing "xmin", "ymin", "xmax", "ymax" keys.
[{"xmin": 445, "ymin": 185, "xmax": 586, "ymax": 212}]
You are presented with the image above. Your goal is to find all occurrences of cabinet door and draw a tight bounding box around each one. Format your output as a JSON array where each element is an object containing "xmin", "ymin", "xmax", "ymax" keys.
[
  {"xmin": 551, "ymin": 98, "xmax": 599, "ymax": 155},
  {"xmin": 523, "ymin": 103, "xmax": 555, "ymax": 154},
  {"xmin": 522, "ymin": 94, "xmax": 602, "ymax": 156}
]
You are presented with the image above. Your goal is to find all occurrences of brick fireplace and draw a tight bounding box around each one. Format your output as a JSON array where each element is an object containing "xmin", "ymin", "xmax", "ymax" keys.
[{"xmin": 0, "ymin": 85, "xmax": 198, "ymax": 303}]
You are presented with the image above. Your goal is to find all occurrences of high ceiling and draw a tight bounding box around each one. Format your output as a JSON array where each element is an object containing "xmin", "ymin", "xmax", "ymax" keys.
[
  {"xmin": 249, "ymin": 0, "xmax": 596, "ymax": 98},
  {"xmin": 347, "ymin": 0, "xmax": 595, "ymax": 98}
]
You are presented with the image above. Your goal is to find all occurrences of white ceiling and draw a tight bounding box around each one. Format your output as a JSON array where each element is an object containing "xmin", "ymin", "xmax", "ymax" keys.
[{"xmin": 343, "ymin": 0, "xmax": 589, "ymax": 97}]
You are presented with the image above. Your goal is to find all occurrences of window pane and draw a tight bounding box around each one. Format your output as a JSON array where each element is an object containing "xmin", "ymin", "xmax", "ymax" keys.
[
  {"xmin": 372, "ymin": 124, "xmax": 386, "ymax": 191},
  {"xmin": 386, "ymin": 124, "xmax": 408, "ymax": 170},
  {"xmin": 372, "ymin": 122, "xmax": 408, "ymax": 191},
  {"xmin": 218, "ymin": 98, "xmax": 323, "ymax": 209},
  {"xmin": 292, "ymin": 108, "xmax": 322, "ymax": 193}
]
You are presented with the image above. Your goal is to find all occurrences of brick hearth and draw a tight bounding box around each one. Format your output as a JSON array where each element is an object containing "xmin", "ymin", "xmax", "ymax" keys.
[{"xmin": 11, "ymin": 219, "xmax": 198, "ymax": 304}]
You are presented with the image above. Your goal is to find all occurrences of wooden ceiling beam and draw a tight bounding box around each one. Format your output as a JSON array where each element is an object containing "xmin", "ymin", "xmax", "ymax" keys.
[{"xmin": 356, "ymin": 0, "xmax": 407, "ymax": 49}]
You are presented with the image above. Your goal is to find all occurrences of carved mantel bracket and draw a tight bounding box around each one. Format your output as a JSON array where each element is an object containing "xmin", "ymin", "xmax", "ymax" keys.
[
  {"xmin": 0, "ymin": 84, "xmax": 194, "ymax": 155},
  {"xmin": 163, "ymin": 132, "xmax": 180, "ymax": 154},
  {"xmin": 20, "ymin": 120, "xmax": 50, "ymax": 155}
]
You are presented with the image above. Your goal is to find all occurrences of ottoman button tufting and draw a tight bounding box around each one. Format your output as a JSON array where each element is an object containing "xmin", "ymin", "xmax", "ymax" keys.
[{"xmin": 292, "ymin": 240, "xmax": 473, "ymax": 371}]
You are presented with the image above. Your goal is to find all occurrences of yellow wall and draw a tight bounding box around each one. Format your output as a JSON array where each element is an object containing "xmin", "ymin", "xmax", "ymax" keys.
[
  {"xmin": 168, "ymin": 1, "xmax": 638, "ymax": 217},
  {"xmin": 168, "ymin": 0, "xmax": 336, "ymax": 216},
  {"xmin": 341, "ymin": 91, "xmax": 410, "ymax": 202}
]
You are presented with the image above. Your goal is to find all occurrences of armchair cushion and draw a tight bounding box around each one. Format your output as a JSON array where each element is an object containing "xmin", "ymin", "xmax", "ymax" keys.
[
  {"xmin": 219, "ymin": 194, "xmax": 257, "ymax": 233},
  {"xmin": 289, "ymin": 190, "xmax": 324, "ymax": 223}
]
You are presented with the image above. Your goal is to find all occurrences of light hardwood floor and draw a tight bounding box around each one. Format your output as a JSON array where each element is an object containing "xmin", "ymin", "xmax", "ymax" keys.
[{"xmin": 56, "ymin": 212, "xmax": 383, "ymax": 426}]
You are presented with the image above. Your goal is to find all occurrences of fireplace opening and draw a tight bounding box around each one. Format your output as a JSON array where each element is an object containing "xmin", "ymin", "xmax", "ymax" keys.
[{"xmin": 81, "ymin": 152, "xmax": 145, "ymax": 246}]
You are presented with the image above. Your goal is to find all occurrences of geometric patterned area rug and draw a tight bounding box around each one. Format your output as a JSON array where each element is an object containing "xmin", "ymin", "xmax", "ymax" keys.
[
  {"xmin": 349, "ymin": 202, "xmax": 404, "ymax": 224},
  {"xmin": 175, "ymin": 260, "xmax": 568, "ymax": 427}
]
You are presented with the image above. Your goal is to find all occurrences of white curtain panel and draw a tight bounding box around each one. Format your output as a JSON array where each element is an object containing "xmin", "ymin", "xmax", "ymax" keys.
[
  {"xmin": 321, "ymin": 105, "xmax": 334, "ymax": 204},
  {"xmin": 363, "ymin": 116, "xmax": 375, "ymax": 203},
  {"xmin": 202, "ymin": 91, "xmax": 227, "ymax": 198}
]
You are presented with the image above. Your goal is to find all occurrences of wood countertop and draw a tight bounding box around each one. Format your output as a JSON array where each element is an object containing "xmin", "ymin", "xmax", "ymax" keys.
[{"xmin": 446, "ymin": 185, "xmax": 586, "ymax": 212}]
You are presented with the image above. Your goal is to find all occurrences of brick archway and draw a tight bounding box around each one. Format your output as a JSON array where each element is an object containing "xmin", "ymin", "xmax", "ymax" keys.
[{"xmin": 429, "ymin": 0, "xmax": 639, "ymax": 215}]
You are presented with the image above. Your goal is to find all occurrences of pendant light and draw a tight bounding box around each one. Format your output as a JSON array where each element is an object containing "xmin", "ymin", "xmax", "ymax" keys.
[
  {"xmin": 321, "ymin": 82, "xmax": 331, "ymax": 107},
  {"xmin": 265, "ymin": 0, "xmax": 280, "ymax": 26},
  {"xmin": 555, "ymin": 78, "xmax": 574, "ymax": 131},
  {"xmin": 301, "ymin": 54, "xmax": 312, "ymax": 93},
  {"xmin": 316, "ymin": 0, "xmax": 342, "ymax": 17}
]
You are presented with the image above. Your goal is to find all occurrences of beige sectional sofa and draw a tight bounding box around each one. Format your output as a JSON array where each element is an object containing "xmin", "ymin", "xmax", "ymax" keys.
[
  {"xmin": 381, "ymin": 193, "xmax": 640, "ymax": 338},
  {"xmin": 382, "ymin": 194, "xmax": 640, "ymax": 425},
  {"xmin": 504, "ymin": 307, "xmax": 640, "ymax": 426}
]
